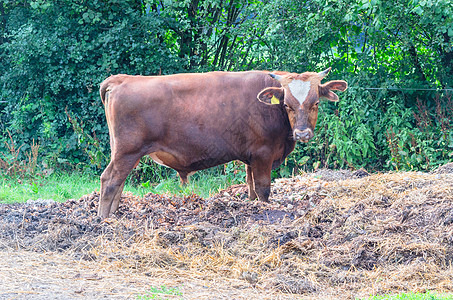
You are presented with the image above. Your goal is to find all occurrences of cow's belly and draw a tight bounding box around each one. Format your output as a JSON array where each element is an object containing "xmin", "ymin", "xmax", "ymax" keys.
[
  {"xmin": 148, "ymin": 148, "xmax": 237, "ymax": 173},
  {"xmin": 149, "ymin": 152, "xmax": 171, "ymax": 168},
  {"xmin": 149, "ymin": 151, "xmax": 189, "ymax": 170}
]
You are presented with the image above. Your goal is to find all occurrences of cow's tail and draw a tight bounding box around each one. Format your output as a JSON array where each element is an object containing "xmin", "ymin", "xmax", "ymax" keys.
[
  {"xmin": 100, "ymin": 77, "xmax": 114, "ymax": 106},
  {"xmin": 99, "ymin": 77, "xmax": 114, "ymax": 141}
]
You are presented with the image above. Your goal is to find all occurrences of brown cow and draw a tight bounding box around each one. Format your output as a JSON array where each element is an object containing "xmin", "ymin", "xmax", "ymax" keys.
[{"xmin": 98, "ymin": 69, "xmax": 347, "ymax": 218}]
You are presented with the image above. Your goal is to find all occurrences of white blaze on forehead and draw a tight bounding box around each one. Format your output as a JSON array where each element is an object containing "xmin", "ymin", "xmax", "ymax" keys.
[{"xmin": 288, "ymin": 80, "xmax": 311, "ymax": 104}]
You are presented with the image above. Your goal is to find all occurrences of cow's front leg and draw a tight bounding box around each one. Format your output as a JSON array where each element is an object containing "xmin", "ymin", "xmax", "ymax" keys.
[
  {"xmin": 245, "ymin": 164, "xmax": 257, "ymax": 200},
  {"xmin": 250, "ymin": 159, "xmax": 272, "ymax": 202}
]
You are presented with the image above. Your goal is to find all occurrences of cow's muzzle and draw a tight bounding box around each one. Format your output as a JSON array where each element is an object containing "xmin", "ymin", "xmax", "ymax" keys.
[{"xmin": 294, "ymin": 129, "xmax": 313, "ymax": 142}]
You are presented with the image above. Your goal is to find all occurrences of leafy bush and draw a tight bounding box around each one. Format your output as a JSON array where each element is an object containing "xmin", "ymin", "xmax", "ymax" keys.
[
  {"xmin": 0, "ymin": 0, "xmax": 183, "ymax": 170},
  {"xmin": 0, "ymin": 0, "xmax": 452, "ymax": 182},
  {"xmin": 290, "ymin": 90, "xmax": 453, "ymax": 172}
]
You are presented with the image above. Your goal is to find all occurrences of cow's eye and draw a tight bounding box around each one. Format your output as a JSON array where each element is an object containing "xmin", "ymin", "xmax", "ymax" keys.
[
  {"xmin": 284, "ymin": 103, "xmax": 292, "ymax": 111},
  {"xmin": 310, "ymin": 102, "xmax": 319, "ymax": 111}
]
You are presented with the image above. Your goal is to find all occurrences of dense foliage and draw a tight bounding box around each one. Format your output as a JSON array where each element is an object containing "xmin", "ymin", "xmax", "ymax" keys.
[{"xmin": 1, "ymin": 0, "xmax": 452, "ymax": 180}]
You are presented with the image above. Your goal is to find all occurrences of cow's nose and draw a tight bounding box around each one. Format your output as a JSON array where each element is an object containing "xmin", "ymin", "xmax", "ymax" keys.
[{"xmin": 294, "ymin": 129, "xmax": 313, "ymax": 142}]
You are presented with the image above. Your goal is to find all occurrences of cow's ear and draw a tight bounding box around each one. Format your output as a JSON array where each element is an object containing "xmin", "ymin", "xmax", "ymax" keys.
[
  {"xmin": 319, "ymin": 80, "xmax": 348, "ymax": 102},
  {"xmin": 257, "ymin": 87, "xmax": 284, "ymax": 105}
]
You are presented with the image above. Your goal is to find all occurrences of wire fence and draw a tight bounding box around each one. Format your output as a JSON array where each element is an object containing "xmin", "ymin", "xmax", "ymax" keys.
[
  {"xmin": 349, "ymin": 87, "xmax": 453, "ymax": 92},
  {"xmin": 0, "ymin": 87, "xmax": 451, "ymax": 105}
]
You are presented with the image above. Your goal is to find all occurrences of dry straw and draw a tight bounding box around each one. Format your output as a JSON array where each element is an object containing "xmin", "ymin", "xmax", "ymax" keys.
[{"xmin": 1, "ymin": 166, "xmax": 452, "ymax": 298}]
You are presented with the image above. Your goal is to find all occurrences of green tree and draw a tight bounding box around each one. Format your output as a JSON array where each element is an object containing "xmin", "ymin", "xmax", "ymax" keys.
[
  {"xmin": 0, "ymin": 0, "xmax": 452, "ymax": 174},
  {"xmin": 0, "ymin": 0, "xmax": 181, "ymax": 167}
]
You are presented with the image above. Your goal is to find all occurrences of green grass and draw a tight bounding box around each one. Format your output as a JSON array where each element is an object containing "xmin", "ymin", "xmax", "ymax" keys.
[
  {"xmin": 363, "ymin": 291, "xmax": 453, "ymax": 300},
  {"xmin": 141, "ymin": 171, "xmax": 241, "ymax": 198},
  {"xmin": 136, "ymin": 285, "xmax": 182, "ymax": 300},
  {"xmin": 0, "ymin": 172, "xmax": 103, "ymax": 203},
  {"xmin": 0, "ymin": 169, "xmax": 243, "ymax": 204}
]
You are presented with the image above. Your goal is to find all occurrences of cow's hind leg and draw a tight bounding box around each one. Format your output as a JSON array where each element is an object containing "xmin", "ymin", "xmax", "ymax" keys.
[
  {"xmin": 178, "ymin": 171, "xmax": 189, "ymax": 185},
  {"xmin": 99, "ymin": 154, "xmax": 141, "ymax": 219},
  {"xmin": 109, "ymin": 181, "xmax": 125, "ymax": 215},
  {"xmin": 246, "ymin": 165, "xmax": 257, "ymax": 200},
  {"xmin": 250, "ymin": 159, "xmax": 272, "ymax": 202}
]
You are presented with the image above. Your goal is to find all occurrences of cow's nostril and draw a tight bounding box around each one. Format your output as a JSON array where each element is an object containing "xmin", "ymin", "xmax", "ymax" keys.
[{"xmin": 294, "ymin": 129, "xmax": 312, "ymax": 141}]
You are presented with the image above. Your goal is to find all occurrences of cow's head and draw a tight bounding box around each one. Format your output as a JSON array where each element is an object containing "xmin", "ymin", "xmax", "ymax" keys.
[{"xmin": 257, "ymin": 68, "xmax": 347, "ymax": 142}]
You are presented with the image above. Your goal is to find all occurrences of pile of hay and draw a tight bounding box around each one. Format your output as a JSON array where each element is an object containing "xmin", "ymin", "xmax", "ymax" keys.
[{"xmin": 0, "ymin": 166, "xmax": 452, "ymax": 299}]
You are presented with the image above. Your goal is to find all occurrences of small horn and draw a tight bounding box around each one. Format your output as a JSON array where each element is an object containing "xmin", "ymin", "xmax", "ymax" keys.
[
  {"xmin": 269, "ymin": 73, "xmax": 284, "ymax": 82},
  {"xmin": 318, "ymin": 67, "xmax": 332, "ymax": 78}
]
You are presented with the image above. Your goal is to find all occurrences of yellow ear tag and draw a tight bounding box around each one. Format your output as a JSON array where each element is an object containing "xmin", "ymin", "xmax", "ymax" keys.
[{"xmin": 271, "ymin": 95, "xmax": 280, "ymax": 104}]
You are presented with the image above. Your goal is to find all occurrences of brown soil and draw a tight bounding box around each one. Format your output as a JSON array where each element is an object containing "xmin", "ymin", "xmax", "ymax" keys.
[{"xmin": 1, "ymin": 165, "xmax": 453, "ymax": 299}]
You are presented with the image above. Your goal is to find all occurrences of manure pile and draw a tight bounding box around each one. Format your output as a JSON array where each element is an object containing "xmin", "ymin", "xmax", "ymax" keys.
[{"xmin": 0, "ymin": 165, "xmax": 452, "ymax": 299}]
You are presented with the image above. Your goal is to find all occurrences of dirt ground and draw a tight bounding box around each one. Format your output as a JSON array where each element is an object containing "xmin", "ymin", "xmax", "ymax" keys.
[{"xmin": 1, "ymin": 164, "xmax": 453, "ymax": 299}]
